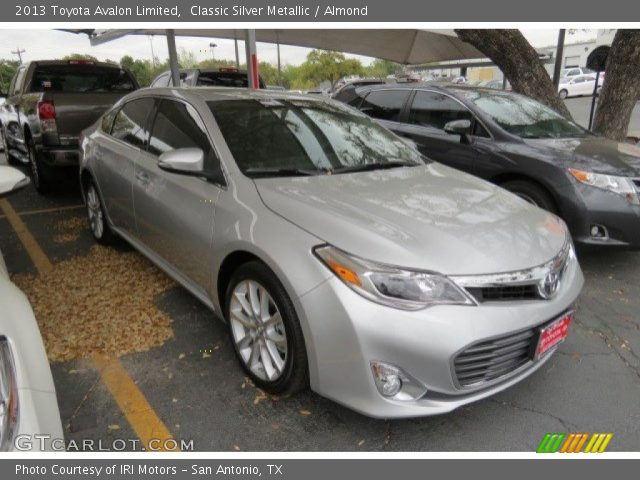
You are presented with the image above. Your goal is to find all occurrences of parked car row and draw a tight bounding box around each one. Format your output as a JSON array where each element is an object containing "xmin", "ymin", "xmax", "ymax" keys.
[{"xmin": 0, "ymin": 59, "xmax": 638, "ymax": 424}]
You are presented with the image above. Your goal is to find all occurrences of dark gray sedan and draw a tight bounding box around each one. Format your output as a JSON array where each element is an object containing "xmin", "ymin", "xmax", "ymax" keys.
[{"xmin": 343, "ymin": 84, "xmax": 640, "ymax": 248}]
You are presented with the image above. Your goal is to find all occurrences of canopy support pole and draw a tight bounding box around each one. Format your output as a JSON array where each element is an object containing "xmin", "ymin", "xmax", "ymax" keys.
[
  {"xmin": 166, "ymin": 29, "xmax": 180, "ymax": 86},
  {"xmin": 245, "ymin": 29, "xmax": 259, "ymax": 89},
  {"xmin": 552, "ymin": 29, "xmax": 566, "ymax": 88},
  {"xmin": 234, "ymin": 30, "xmax": 240, "ymax": 68}
]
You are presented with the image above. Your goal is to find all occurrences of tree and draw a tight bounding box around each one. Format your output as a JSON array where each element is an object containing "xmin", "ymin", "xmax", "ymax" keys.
[
  {"xmin": 0, "ymin": 59, "xmax": 19, "ymax": 92},
  {"xmin": 454, "ymin": 29, "xmax": 572, "ymax": 118},
  {"xmin": 62, "ymin": 53, "xmax": 100, "ymax": 62},
  {"xmin": 365, "ymin": 59, "xmax": 400, "ymax": 78},
  {"xmin": 299, "ymin": 50, "xmax": 363, "ymax": 90},
  {"xmin": 592, "ymin": 30, "xmax": 640, "ymax": 141}
]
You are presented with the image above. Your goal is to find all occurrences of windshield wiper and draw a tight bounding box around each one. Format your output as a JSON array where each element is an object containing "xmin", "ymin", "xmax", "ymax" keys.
[
  {"xmin": 333, "ymin": 161, "xmax": 418, "ymax": 174},
  {"xmin": 244, "ymin": 167, "xmax": 324, "ymax": 178}
]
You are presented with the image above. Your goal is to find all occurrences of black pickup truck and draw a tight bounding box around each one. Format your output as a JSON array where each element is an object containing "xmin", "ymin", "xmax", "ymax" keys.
[{"xmin": 0, "ymin": 60, "xmax": 138, "ymax": 192}]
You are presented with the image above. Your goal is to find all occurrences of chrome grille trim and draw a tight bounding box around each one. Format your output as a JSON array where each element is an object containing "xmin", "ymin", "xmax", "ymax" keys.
[{"xmin": 451, "ymin": 238, "xmax": 573, "ymax": 302}]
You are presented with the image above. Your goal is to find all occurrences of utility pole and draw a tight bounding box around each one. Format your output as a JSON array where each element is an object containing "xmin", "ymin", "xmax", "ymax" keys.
[
  {"xmin": 234, "ymin": 31, "xmax": 240, "ymax": 68},
  {"xmin": 148, "ymin": 35, "xmax": 156, "ymax": 68},
  {"xmin": 11, "ymin": 47, "xmax": 25, "ymax": 64}
]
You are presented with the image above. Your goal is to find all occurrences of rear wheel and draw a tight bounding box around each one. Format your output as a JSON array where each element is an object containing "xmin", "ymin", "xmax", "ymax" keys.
[
  {"xmin": 501, "ymin": 180, "xmax": 557, "ymax": 214},
  {"xmin": 559, "ymin": 89, "xmax": 568, "ymax": 100},
  {"xmin": 225, "ymin": 261, "xmax": 309, "ymax": 395},
  {"xmin": 27, "ymin": 136, "xmax": 53, "ymax": 193},
  {"xmin": 84, "ymin": 180, "xmax": 117, "ymax": 245},
  {"xmin": 1, "ymin": 126, "xmax": 18, "ymax": 165}
]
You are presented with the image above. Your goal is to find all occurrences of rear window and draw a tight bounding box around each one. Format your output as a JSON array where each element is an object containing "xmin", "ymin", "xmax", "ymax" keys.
[
  {"xmin": 30, "ymin": 65, "xmax": 136, "ymax": 93},
  {"xmin": 196, "ymin": 71, "xmax": 265, "ymax": 89}
]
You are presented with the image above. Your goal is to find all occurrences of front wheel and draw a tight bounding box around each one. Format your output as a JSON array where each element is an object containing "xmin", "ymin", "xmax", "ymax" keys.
[
  {"xmin": 501, "ymin": 180, "xmax": 557, "ymax": 214},
  {"xmin": 225, "ymin": 261, "xmax": 309, "ymax": 395}
]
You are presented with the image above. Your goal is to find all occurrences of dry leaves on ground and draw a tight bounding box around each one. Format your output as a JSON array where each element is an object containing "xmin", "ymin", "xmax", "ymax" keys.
[
  {"xmin": 52, "ymin": 216, "xmax": 86, "ymax": 244},
  {"xmin": 12, "ymin": 244, "xmax": 176, "ymax": 362}
]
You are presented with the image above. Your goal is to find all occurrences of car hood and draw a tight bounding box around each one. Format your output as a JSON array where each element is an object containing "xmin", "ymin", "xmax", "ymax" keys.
[
  {"xmin": 524, "ymin": 136, "xmax": 640, "ymax": 176},
  {"xmin": 255, "ymin": 163, "xmax": 567, "ymax": 275}
]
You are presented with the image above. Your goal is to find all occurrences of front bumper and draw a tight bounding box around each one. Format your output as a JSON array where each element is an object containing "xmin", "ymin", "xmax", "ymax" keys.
[
  {"xmin": 298, "ymin": 252, "xmax": 583, "ymax": 418},
  {"xmin": 560, "ymin": 180, "xmax": 640, "ymax": 249}
]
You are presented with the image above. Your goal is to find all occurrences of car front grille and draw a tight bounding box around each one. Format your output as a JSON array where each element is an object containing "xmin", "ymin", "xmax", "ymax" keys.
[
  {"xmin": 466, "ymin": 284, "xmax": 540, "ymax": 303},
  {"xmin": 453, "ymin": 327, "xmax": 537, "ymax": 388}
]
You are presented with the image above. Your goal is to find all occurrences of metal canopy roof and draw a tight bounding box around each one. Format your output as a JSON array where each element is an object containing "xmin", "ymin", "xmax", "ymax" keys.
[{"xmin": 85, "ymin": 29, "xmax": 483, "ymax": 65}]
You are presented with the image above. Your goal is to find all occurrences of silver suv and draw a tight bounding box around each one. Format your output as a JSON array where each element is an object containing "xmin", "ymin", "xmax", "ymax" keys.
[{"xmin": 79, "ymin": 88, "xmax": 583, "ymax": 418}]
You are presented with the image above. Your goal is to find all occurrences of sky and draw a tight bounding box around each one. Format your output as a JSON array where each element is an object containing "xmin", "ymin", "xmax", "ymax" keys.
[{"xmin": 0, "ymin": 29, "xmax": 599, "ymax": 66}]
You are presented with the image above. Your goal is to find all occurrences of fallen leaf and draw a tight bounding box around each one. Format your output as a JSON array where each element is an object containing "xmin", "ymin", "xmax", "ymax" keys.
[
  {"xmin": 108, "ymin": 424, "xmax": 120, "ymax": 431},
  {"xmin": 299, "ymin": 409, "xmax": 311, "ymax": 416}
]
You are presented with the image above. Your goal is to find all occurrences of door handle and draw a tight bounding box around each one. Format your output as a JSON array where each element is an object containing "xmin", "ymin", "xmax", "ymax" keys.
[{"xmin": 135, "ymin": 171, "xmax": 150, "ymax": 184}]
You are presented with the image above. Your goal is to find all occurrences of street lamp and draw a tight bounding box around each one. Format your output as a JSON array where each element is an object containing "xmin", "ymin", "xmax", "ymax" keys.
[{"xmin": 209, "ymin": 43, "xmax": 217, "ymax": 62}]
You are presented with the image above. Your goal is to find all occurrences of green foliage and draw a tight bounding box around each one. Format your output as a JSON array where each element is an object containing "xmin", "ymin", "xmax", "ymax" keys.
[
  {"xmin": 62, "ymin": 53, "xmax": 100, "ymax": 62},
  {"xmin": 366, "ymin": 59, "xmax": 400, "ymax": 78},
  {"xmin": 297, "ymin": 50, "xmax": 364, "ymax": 89},
  {"xmin": 0, "ymin": 59, "xmax": 19, "ymax": 92}
]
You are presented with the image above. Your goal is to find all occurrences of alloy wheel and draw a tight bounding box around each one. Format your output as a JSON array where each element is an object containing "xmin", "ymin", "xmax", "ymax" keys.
[
  {"xmin": 86, "ymin": 185, "xmax": 105, "ymax": 239},
  {"xmin": 229, "ymin": 280, "xmax": 288, "ymax": 382}
]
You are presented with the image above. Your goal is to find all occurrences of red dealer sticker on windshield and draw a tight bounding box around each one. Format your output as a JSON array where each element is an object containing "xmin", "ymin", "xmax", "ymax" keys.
[{"xmin": 535, "ymin": 312, "xmax": 573, "ymax": 359}]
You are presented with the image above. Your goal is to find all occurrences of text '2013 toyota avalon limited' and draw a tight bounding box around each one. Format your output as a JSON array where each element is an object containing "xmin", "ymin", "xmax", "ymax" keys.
[{"xmin": 79, "ymin": 88, "xmax": 584, "ymax": 418}]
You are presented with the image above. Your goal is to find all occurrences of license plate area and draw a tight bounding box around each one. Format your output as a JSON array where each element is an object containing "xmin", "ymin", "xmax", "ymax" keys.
[{"xmin": 533, "ymin": 311, "xmax": 573, "ymax": 360}]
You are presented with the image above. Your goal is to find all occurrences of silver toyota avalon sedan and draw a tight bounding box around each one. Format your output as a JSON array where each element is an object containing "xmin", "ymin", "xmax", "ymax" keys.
[{"xmin": 79, "ymin": 88, "xmax": 583, "ymax": 418}]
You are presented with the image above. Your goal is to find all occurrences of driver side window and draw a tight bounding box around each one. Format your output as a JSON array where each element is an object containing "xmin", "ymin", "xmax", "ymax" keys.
[
  {"xmin": 148, "ymin": 99, "xmax": 221, "ymax": 175},
  {"xmin": 409, "ymin": 91, "xmax": 488, "ymax": 137}
]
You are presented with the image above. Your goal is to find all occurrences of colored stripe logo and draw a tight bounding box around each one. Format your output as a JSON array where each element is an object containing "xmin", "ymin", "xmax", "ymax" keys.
[{"xmin": 537, "ymin": 433, "xmax": 613, "ymax": 453}]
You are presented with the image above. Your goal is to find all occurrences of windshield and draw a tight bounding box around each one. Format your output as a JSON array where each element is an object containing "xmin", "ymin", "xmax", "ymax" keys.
[
  {"xmin": 208, "ymin": 98, "xmax": 424, "ymax": 177},
  {"xmin": 31, "ymin": 65, "xmax": 136, "ymax": 93},
  {"xmin": 197, "ymin": 72, "xmax": 265, "ymax": 89},
  {"xmin": 454, "ymin": 89, "xmax": 588, "ymax": 139}
]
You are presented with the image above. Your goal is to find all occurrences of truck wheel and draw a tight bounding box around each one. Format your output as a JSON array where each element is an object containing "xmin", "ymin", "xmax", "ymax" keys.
[
  {"xmin": 1, "ymin": 127, "xmax": 17, "ymax": 165},
  {"xmin": 27, "ymin": 137, "xmax": 52, "ymax": 193}
]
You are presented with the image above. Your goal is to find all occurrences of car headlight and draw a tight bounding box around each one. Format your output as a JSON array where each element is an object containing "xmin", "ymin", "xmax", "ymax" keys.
[
  {"xmin": 314, "ymin": 246, "xmax": 475, "ymax": 310},
  {"xmin": 0, "ymin": 337, "xmax": 19, "ymax": 452},
  {"xmin": 569, "ymin": 168, "xmax": 639, "ymax": 205}
]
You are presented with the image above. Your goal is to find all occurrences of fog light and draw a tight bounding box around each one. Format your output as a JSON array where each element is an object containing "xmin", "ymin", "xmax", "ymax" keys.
[
  {"xmin": 590, "ymin": 224, "xmax": 608, "ymax": 240},
  {"xmin": 370, "ymin": 361, "xmax": 428, "ymax": 400}
]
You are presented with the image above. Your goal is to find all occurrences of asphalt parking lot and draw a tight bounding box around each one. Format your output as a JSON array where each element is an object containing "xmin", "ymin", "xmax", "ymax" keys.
[{"xmin": 1, "ymin": 148, "xmax": 639, "ymax": 452}]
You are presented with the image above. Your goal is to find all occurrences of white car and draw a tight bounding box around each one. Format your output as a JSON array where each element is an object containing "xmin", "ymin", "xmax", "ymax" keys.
[
  {"xmin": 0, "ymin": 165, "xmax": 63, "ymax": 451},
  {"xmin": 558, "ymin": 74, "xmax": 604, "ymax": 99}
]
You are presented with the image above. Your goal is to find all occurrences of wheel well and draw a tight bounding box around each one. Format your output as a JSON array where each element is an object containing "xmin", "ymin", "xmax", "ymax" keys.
[
  {"xmin": 23, "ymin": 125, "xmax": 31, "ymax": 142},
  {"xmin": 80, "ymin": 169, "xmax": 93, "ymax": 190},
  {"xmin": 491, "ymin": 173, "xmax": 560, "ymax": 212},
  {"xmin": 217, "ymin": 251, "xmax": 263, "ymax": 309}
]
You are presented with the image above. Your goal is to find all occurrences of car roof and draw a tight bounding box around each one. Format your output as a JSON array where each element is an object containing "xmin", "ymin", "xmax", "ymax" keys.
[
  {"xmin": 135, "ymin": 86, "xmax": 333, "ymax": 104},
  {"xmin": 356, "ymin": 82, "xmax": 510, "ymax": 96}
]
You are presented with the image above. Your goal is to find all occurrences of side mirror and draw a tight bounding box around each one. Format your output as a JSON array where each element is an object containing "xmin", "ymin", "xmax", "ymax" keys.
[
  {"xmin": 0, "ymin": 166, "xmax": 30, "ymax": 196},
  {"xmin": 158, "ymin": 148, "xmax": 204, "ymax": 175},
  {"xmin": 444, "ymin": 119, "xmax": 472, "ymax": 136}
]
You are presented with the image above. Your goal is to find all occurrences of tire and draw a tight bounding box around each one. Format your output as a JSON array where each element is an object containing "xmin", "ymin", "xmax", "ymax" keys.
[
  {"xmin": 501, "ymin": 180, "xmax": 557, "ymax": 214},
  {"xmin": 26, "ymin": 136, "xmax": 53, "ymax": 193},
  {"xmin": 225, "ymin": 261, "xmax": 309, "ymax": 395},
  {"xmin": 559, "ymin": 89, "xmax": 568, "ymax": 100},
  {"xmin": 84, "ymin": 179, "xmax": 117, "ymax": 245},
  {"xmin": 1, "ymin": 126, "xmax": 18, "ymax": 165}
]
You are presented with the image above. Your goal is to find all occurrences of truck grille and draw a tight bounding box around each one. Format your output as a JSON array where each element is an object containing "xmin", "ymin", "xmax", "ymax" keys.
[
  {"xmin": 453, "ymin": 328, "xmax": 536, "ymax": 387},
  {"xmin": 466, "ymin": 284, "xmax": 540, "ymax": 303}
]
